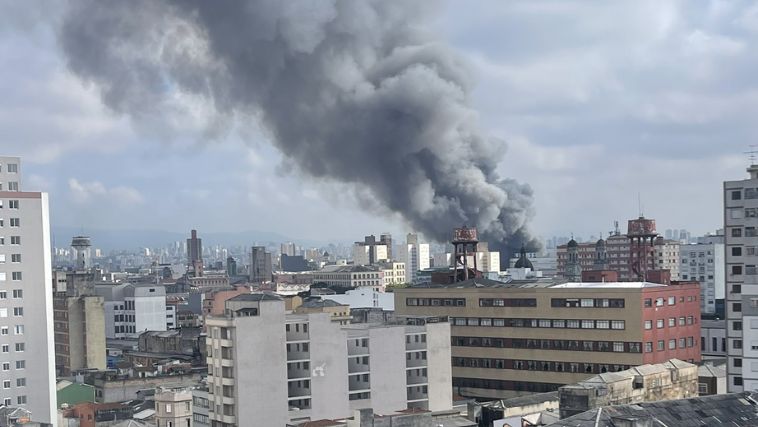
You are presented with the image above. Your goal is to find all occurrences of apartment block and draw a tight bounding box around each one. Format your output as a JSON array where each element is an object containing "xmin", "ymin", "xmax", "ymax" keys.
[
  {"xmin": 53, "ymin": 294, "xmax": 106, "ymax": 376},
  {"xmin": 724, "ymin": 164, "xmax": 758, "ymax": 392},
  {"xmin": 398, "ymin": 233, "xmax": 430, "ymax": 284},
  {"xmin": 680, "ymin": 241, "xmax": 725, "ymax": 314},
  {"xmin": 95, "ymin": 283, "xmax": 167, "ymax": 339},
  {"xmin": 395, "ymin": 279, "xmax": 701, "ymax": 400},
  {"xmin": 154, "ymin": 387, "xmax": 193, "ymax": 427},
  {"xmin": 204, "ymin": 294, "xmax": 452, "ymax": 426},
  {"xmin": 0, "ymin": 156, "xmax": 56, "ymax": 425}
]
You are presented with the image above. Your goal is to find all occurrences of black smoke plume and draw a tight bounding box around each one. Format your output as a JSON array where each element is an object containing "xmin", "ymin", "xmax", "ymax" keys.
[{"xmin": 60, "ymin": 0, "xmax": 538, "ymax": 256}]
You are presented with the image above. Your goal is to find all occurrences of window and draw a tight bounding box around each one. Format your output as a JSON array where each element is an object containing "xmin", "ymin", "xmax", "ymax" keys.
[
  {"xmin": 16, "ymin": 360, "xmax": 24, "ymax": 369},
  {"xmin": 14, "ymin": 325, "xmax": 23, "ymax": 335},
  {"xmin": 668, "ymin": 296, "xmax": 676, "ymax": 305},
  {"xmin": 734, "ymin": 321, "xmax": 743, "ymax": 331},
  {"xmin": 16, "ymin": 378, "xmax": 25, "ymax": 387},
  {"xmin": 733, "ymin": 228, "xmax": 743, "ymax": 238},
  {"xmin": 581, "ymin": 320, "xmax": 594, "ymax": 329},
  {"xmin": 2, "ymin": 381, "xmax": 9, "ymax": 389},
  {"xmin": 596, "ymin": 320, "xmax": 609, "ymax": 329},
  {"xmin": 13, "ymin": 307, "xmax": 23, "ymax": 316},
  {"xmin": 668, "ymin": 318, "xmax": 676, "ymax": 327},
  {"xmin": 735, "ymin": 377, "xmax": 744, "ymax": 386},
  {"xmin": 10, "ymin": 236, "xmax": 19, "ymax": 245},
  {"xmin": 567, "ymin": 319, "xmax": 580, "ymax": 328},
  {"xmin": 733, "ymin": 190, "xmax": 743, "ymax": 200},
  {"xmin": 668, "ymin": 339, "xmax": 676, "ymax": 350},
  {"xmin": 12, "ymin": 290, "xmax": 22, "ymax": 298},
  {"xmin": 679, "ymin": 338, "xmax": 686, "ymax": 348},
  {"xmin": 552, "ymin": 319, "xmax": 565, "ymax": 328},
  {"xmin": 655, "ymin": 298, "xmax": 664, "ymax": 307},
  {"xmin": 0, "ymin": 291, "xmax": 5, "ymax": 299},
  {"xmin": 644, "ymin": 320, "xmax": 652, "ymax": 330},
  {"xmin": 611, "ymin": 320, "xmax": 625, "ymax": 330},
  {"xmin": 734, "ymin": 303, "xmax": 743, "ymax": 312},
  {"xmin": 613, "ymin": 342, "xmax": 624, "ymax": 352},
  {"xmin": 645, "ymin": 342, "xmax": 653, "ymax": 352},
  {"xmin": 678, "ymin": 317, "xmax": 686, "ymax": 326},
  {"xmin": 581, "ymin": 299, "xmax": 594, "ymax": 307},
  {"xmin": 6, "ymin": 163, "xmax": 17, "ymax": 173},
  {"xmin": 657, "ymin": 319, "xmax": 664, "ymax": 328},
  {"xmin": 0, "ymin": 327, "xmax": 6, "ymax": 335},
  {"xmin": 14, "ymin": 343, "xmax": 24, "ymax": 352},
  {"xmin": 10, "ymin": 254, "xmax": 19, "ymax": 263},
  {"xmin": 734, "ymin": 339, "xmax": 743, "ymax": 350},
  {"xmin": 733, "ymin": 284, "xmax": 742, "ymax": 294},
  {"xmin": 9, "ymin": 218, "xmax": 18, "ymax": 227},
  {"xmin": 1, "ymin": 363, "xmax": 8, "ymax": 371},
  {"xmin": 11, "ymin": 272, "xmax": 21, "ymax": 281},
  {"xmin": 7, "ymin": 200, "xmax": 17, "ymax": 209},
  {"xmin": 733, "ymin": 247, "xmax": 743, "ymax": 256},
  {"xmin": 644, "ymin": 298, "xmax": 652, "ymax": 308}
]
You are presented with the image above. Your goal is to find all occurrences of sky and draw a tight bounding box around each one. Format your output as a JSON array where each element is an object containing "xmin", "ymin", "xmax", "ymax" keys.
[{"xmin": 1, "ymin": 0, "xmax": 757, "ymax": 245}]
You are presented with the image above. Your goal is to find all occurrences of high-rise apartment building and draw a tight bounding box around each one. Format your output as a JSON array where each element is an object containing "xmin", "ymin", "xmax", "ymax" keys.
[
  {"xmin": 205, "ymin": 294, "xmax": 452, "ymax": 426},
  {"xmin": 399, "ymin": 233, "xmax": 430, "ymax": 284},
  {"xmin": 250, "ymin": 246, "xmax": 273, "ymax": 283},
  {"xmin": 0, "ymin": 156, "xmax": 56, "ymax": 424},
  {"xmin": 281, "ymin": 242, "xmax": 297, "ymax": 257},
  {"xmin": 680, "ymin": 239, "xmax": 725, "ymax": 315},
  {"xmin": 95, "ymin": 283, "xmax": 167, "ymax": 339},
  {"xmin": 724, "ymin": 164, "xmax": 758, "ymax": 392},
  {"xmin": 155, "ymin": 387, "xmax": 193, "ymax": 427},
  {"xmin": 396, "ymin": 279, "xmax": 701, "ymax": 400}
]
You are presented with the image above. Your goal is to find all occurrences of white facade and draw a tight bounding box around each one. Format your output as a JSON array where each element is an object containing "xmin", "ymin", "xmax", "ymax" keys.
[
  {"xmin": 654, "ymin": 240, "xmax": 681, "ymax": 280},
  {"xmin": 377, "ymin": 261, "xmax": 406, "ymax": 287},
  {"xmin": 205, "ymin": 295, "xmax": 452, "ymax": 425},
  {"xmin": 399, "ymin": 234, "xmax": 430, "ymax": 284},
  {"xmin": 97, "ymin": 283, "xmax": 167, "ymax": 339},
  {"xmin": 312, "ymin": 265, "xmax": 384, "ymax": 290},
  {"xmin": 0, "ymin": 156, "xmax": 56, "ymax": 425},
  {"xmin": 680, "ymin": 242, "xmax": 725, "ymax": 314},
  {"xmin": 322, "ymin": 288, "xmax": 395, "ymax": 311},
  {"xmin": 724, "ymin": 165, "xmax": 758, "ymax": 392}
]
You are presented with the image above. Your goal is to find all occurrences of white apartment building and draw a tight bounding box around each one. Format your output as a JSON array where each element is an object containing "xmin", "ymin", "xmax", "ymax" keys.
[
  {"xmin": 724, "ymin": 164, "xmax": 758, "ymax": 392},
  {"xmin": 376, "ymin": 261, "xmax": 406, "ymax": 287},
  {"xmin": 680, "ymin": 241, "xmax": 725, "ymax": 314},
  {"xmin": 155, "ymin": 387, "xmax": 193, "ymax": 427},
  {"xmin": 398, "ymin": 234, "xmax": 430, "ymax": 284},
  {"xmin": 205, "ymin": 294, "xmax": 452, "ymax": 426},
  {"xmin": 352, "ymin": 243, "xmax": 388, "ymax": 266},
  {"xmin": 312, "ymin": 265, "xmax": 384, "ymax": 290},
  {"xmin": 96, "ymin": 283, "xmax": 167, "ymax": 339},
  {"xmin": 0, "ymin": 156, "xmax": 56, "ymax": 425}
]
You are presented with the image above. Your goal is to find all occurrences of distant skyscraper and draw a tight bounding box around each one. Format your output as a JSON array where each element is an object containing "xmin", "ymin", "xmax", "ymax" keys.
[
  {"xmin": 0, "ymin": 156, "xmax": 56, "ymax": 423},
  {"xmin": 380, "ymin": 233, "xmax": 393, "ymax": 260},
  {"xmin": 187, "ymin": 229, "xmax": 203, "ymax": 277},
  {"xmin": 250, "ymin": 246, "xmax": 273, "ymax": 283},
  {"xmin": 280, "ymin": 242, "xmax": 296, "ymax": 257}
]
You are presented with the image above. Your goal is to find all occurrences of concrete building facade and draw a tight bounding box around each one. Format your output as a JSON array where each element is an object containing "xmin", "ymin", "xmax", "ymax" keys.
[
  {"xmin": 53, "ymin": 294, "xmax": 106, "ymax": 376},
  {"xmin": 398, "ymin": 234, "xmax": 430, "ymax": 284},
  {"xmin": 0, "ymin": 156, "xmax": 56, "ymax": 425},
  {"xmin": 250, "ymin": 246, "xmax": 273, "ymax": 284},
  {"xmin": 96, "ymin": 283, "xmax": 167, "ymax": 339},
  {"xmin": 680, "ymin": 241, "xmax": 725, "ymax": 314},
  {"xmin": 724, "ymin": 164, "xmax": 758, "ymax": 392},
  {"xmin": 395, "ymin": 279, "xmax": 701, "ymax": 400},
  {"xmin": 205, "ymin": 294, "xmax": 452, "ymax": 426},
  {"xmin": 154, "ymin": 387, "xmax": 193, "ymax": 427},
  {"xmin": 312, "ymin": 265, "xmax": 384, "ymax": 290}
]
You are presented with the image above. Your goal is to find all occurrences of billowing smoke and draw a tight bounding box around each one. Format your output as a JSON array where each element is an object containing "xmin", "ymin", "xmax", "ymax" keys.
[{"xmin": 60, "ymin": 0, "xmax": 538, "ymax": 254}]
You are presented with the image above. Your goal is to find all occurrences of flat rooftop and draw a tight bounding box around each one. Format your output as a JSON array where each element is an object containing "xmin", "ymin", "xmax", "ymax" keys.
[{"xmin": 551, "ymin": 282, "xmax": 666, "ymax": 289}]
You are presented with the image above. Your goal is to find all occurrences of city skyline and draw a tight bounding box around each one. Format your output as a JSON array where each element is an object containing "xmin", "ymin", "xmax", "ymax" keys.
[{"xmin": 2, "ymin": 2, "xmax": 757, "ymax": 242}]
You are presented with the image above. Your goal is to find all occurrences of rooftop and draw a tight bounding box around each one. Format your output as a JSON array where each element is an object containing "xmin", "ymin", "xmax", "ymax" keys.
[
  {"xmin": 551, "ymin": 281, "xmax": 666, "ymax": 289},
  {"xmin": 317, "ymin": 264, "xmax": 380, "ymax": 274},
  {"xmin": 547, "ymin": 391, "xmax": 758, "ymax": 427},
  {"xmin": 227, "ymin": 293, "xmax": 281, "ymax": 302}
]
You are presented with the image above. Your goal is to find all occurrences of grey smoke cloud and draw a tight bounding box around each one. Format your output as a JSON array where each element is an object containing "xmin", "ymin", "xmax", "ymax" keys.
[{"xmin": 60, "ymin": 0, "xmax": 537, "ymax": 253}]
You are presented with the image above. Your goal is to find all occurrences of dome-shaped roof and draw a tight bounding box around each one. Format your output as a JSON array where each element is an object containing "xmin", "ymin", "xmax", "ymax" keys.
[
  {"xmin": 514, "ymin": 245, "xmax": 534, "ymax": 269},
  {"xmin": 596, "ymin": 238, "xmax": 606, "ymax": 247},
  {"xmin": 567, "ymin": 238, "xmax": 578, "ymax": 248}
]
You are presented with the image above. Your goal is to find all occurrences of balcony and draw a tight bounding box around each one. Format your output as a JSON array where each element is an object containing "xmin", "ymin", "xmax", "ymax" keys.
[
  {"xmin": 406, "ymin": 368, "xmax": 428, "ymax": 385},
  {"xmin": 287, "ymin": 350, "xmax": 310, "ymax": 362},
  {"xmin": 287, "ymin": 361, "xmax": 311, "ymax": 380},
  {"xmin": 405, "ymin": 350, "xmax": 428, "ymax": 368},
  {"xmin": 288, "ymin": 383, "xmax": 311, "ymax": 398},
  {"xmin": 348, "ymin": 356, "xmax": 370, "ymax": 374},
  {"xmin": 286, "ymin": 323, "xmax": 310, "ymax": 342},
  {"xmin": 407, "ymin": 385, "xmax": 428, "ymax": 402},
  {"xmin": 348, "ymin": 338, "xmax": 370, "ymax": 356},
  {"xmin": 349, "ymin": 373, "xmax": 371, "ymax": 392},
  {"xmin": 405, "ymin": 334, "xmax": 427, "ymax": 351}
]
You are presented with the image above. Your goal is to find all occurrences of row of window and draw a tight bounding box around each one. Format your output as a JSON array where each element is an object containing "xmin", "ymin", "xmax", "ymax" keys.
[
  {"xmin": 113, "ymin": 314, "xmax": 135, "ymax": 323},
  {"xmin": 644, "ymin": 316, "xmax": 696, "ymax": 329},
  {"xmin": 647, "ymin": 337, "xmax": 696, "ymax": 352},
  {"xmin": 730, "ymin": 227, "xmax": 758, "ymax": 238},
  {"xmin": 1, "ymin": 378, "xmax": 26, "ymax": 388},
  {"xmin": 0, "ymin": 325, "xmax": 24, "ymax": 335},
  {"xmin": 0, "ymin": 200, "xmax": 20, "ymax": 209},
  {"xmin": 453, "ymin": 377, "xmax": 561, "ymax": 393},
  {"xmin": 551, "ymin": 298, "xmax": 625, "ymax": 308},
  {"xmin": 453, "ymin": 357, "xmax": 632, "ymax": 374},
  {"xmin": 0, "ymin": 164, "xmax": 19, "ymax": 173},
  {"xmin": 0, "ymin": 307, "xmax": 24, "ymax": 317},
  {"xmin": 0, "ymin": 218, "xmax": 20, "ymax": 227},
  {"xmin": 479, "ymin": 298, "xmax": 537, "ymax": 307},
  {"xmin": 643, "ymin": 295, "xmax": 696, "ymax": 307},
  {"xmin": 450, "ymin": 317, "xmax": 626, "ymax": 330},
  {"xmin": 114, "ymin": 325, "xmax": 135, "ymax": 334},
  {"xmin": 729, "ymin": 265, "xmax": 758, "ymax": 275},
  {"xmin": 0, "ymin": 290, "xmax": 23, "ymax": 299},
  {"xmin": 406, "ymin": 298, "xmax": 466, "ymax": 307},
  {"xmin": 1, "ymin": 361, "xmax": 25, "ymax": 370},
  {"xmin": 0, "ymin": 254, "xmax": 21, "ymax": 263},
  {"xmin": 2, "ymin": 396, "xmax": 26, "ymax": 406},
  {"xmin": 0, "ymin": 272, "xmax": 23, "ymax": 281},
  {"xmin": 0, "ymin": 236, "xmax": 20, "ymax": 245},
  {"xmin": 0, "ymin": 343, "xmax": 24, "ymax": 352},
  {"xmin": 451, "ymin": 336, "xmax": 642, "ymax": 353}
]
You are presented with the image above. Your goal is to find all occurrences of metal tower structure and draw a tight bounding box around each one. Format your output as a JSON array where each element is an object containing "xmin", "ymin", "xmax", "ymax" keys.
[
  {"xmin": 627, "ymin": 216, "xmax": 658, "ymax": 281},
  {"xmin": 452, "ymin": 226, "xmax": 478, "ymax": 282}
]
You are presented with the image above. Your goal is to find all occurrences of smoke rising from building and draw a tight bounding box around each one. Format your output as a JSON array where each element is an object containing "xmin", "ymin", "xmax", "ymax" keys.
[{"xmin": 59, "ymin": 0, "xmax": 538, "ymax": 252}]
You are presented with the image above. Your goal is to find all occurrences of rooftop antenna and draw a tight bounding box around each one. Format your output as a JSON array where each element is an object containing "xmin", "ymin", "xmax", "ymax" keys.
[
  {"xmin": 746, "ymin": 145, "xmax": 758, "ymax": 166},
  {"xmin": 638, "ymin": 192, "xmax": 643, "ymax": 218}
]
